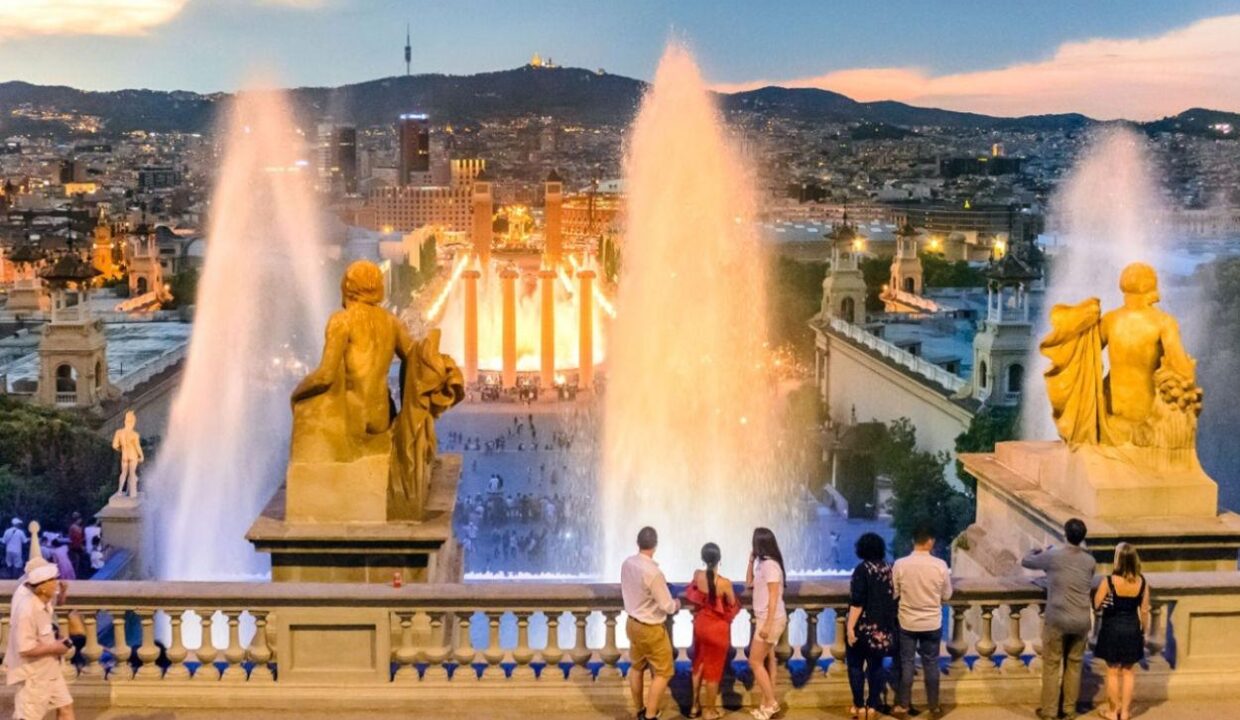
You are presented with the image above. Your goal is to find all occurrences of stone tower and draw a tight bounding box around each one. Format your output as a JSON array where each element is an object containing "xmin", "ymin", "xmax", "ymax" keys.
[
  {"xmin": 126, "ymin": 224, "xmax": 167, "ymax": 300},
  {"xmin": 820, "ymin": 217, "xmax": 868, "ymax": 325},
  {"xmin": 543, "ymin": 168, "xmax": 563, "ymax": 264},
  {"xmin": 971, "ymin": 253, "xmax": 1039, "ymax": 406},
  {"xmin": 889, "ymin": 222, "xmax": 924, "ymax": 296},
  {"xmin": 35, "ymin": 251, "xmax": 116, "ymax": 409},
  {"xmin": 91, "ymin": 217, "xmax": 121, "ymax": 281},
  {"xmin": 471, "ymin": 169, "xmax": 493, "ymax": 267}
]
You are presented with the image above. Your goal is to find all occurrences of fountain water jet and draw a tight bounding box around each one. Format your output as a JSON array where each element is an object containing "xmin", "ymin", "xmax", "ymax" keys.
[
  {"xmin": 601, "ymin": 43, "xmax": 792, "ymax": 581},
  {"xmin": 150, "ymin": 86, "xmax": 333, "ymax": 580}
]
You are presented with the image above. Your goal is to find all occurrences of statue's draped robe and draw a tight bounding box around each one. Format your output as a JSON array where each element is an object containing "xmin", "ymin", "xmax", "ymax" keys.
[
  {"xmin": 389, "ymin": 333, "xmax": 465, "ymax": 520},
  {"xmin": 1040, "ymin": 298, "xmax": 1114, "ymax": 446}
]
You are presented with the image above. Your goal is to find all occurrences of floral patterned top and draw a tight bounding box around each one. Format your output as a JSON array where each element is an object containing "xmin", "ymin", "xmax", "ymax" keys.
[{"xmin": 849, "ymin": 560, "xmax": 897, "ymax": 654}]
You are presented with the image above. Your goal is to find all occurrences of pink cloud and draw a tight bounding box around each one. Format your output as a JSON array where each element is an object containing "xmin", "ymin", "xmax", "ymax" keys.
[
  {"xmin": 0, "ymin": 0, "xmax": 187, "ymax": 39},
  {"xmin": 712, "ymin": 15, "xmax": 1240, "ymax": 120}
]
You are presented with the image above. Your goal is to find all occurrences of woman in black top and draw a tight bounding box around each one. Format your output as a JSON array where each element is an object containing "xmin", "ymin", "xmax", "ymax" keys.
[
  {"xmin": 845, "ymin": 532, "xmax": 897, "ymax": 719},
  {"xmin": 1092, "ymin": 543, "xmax": 1150, "ymax": 720}
]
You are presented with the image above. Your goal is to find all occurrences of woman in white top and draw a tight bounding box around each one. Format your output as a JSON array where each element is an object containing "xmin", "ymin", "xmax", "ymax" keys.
[{"xmin": 746, "ymin": 527, "xmax": 787, "ymax": 720}]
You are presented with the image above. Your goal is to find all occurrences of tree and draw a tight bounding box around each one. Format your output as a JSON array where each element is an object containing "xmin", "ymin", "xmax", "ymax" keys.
[
  {"xmin": 953, "ymin": 406, "xmax": 1021, "ymax": 494},
  {"xmin": 876, "ymin": 418, "xmax": 973, "ymax": 559},
  {"xmin": 860, "ymin": 257, "xmax": 889, "ymax": 311},
  {"xmin": 769, "ymin": 256, "xmax": 827, "ymax": 358},
  {"xmin": 166, "ymin": 268, "xmax": 199, "ymax": 309},
  {"xmin": 0, "ymin": 397, "xmax": 115, "ymax": 531},
  {"xmin": 921, "ymin": 252, "xmax": 985, "ymax": 288}
]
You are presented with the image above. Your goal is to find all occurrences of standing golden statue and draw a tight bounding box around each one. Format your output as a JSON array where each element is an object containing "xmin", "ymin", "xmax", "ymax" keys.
[
  {"xmin": 1041, "ymin": 262, "xmax": 1202, "ymax": 464},
  {"xmin": 288, "ymin": 260, "xmax": 464, "ymax": 521}
]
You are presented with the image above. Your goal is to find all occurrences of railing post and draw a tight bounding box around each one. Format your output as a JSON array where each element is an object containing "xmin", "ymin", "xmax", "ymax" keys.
[
  {"xmin": 221, "ymin": 611, "xmax": 247, "ymax": 683},
  {"xmin": 135, "ymin": 609, "xmax": 161, "ymax": 679},
  {"xmin": 110, "ymin": 609, "xmax": 132, "ymax": 681},
  {"xmin": 79, "ymin": 610, "xmax": 106, "ymax": 680},
  {"xmin": 482, "ymin": 611, "xmax": 505, "ymax": 681},
  {"xmin": 1027, "ymin": 604, "xmax": 1045, "ymax": 673},
  {"xmin": 569, "ymin": 610, "xmax": 592, "ymax": 679},
  {"xmin": 946, "ymin": 604, "xmax": 969, "ymax": 675},
  {"xmin": 247, "ymin": 610, "xmax": 274, "ymax": 682},
  {"xmin": 541, "ymin": 611, "xmax": 565, "ymax": 679},
  {"xmin": 827, "ymin": 606, "xmax": 847, "ymax": 676},
  {"xmin": 802, "ymin": 606, "xmax": 823, "ymax": 673},
  {"xmin": 775, "ymin": 613, "xmax": 793, "ymax": 665},
  {"xmin": 1002, "ymin": 604, "xmax": 1029, "ymax": 674},
  {"xmin": 1146, "ymin": 603, "xmax": 1168, "ymax": 670},
  {"xmin": 194, "ymin": 609, "xmax": 219, "ymax": 681},
  {"xmin": 599, "ymin": 609, "xmax": 622, "ymax": 680},
  {"xmin": 974, "ymin": 605, "xmax": 999, "ymax": 674},
  {"xmin": 453, "ymin": 611, "xmax": 479, "ymax": 680},
  {"xmin": 394, "ymin": 611, "xmax": 418, "ymax": 681},
  {"xmin": 422, "ymin": 611, "xmax": 451, "ymax": 682},
  {"xmin": 511, "ymin": 611, "xmax": 536, "ymax": 680}
]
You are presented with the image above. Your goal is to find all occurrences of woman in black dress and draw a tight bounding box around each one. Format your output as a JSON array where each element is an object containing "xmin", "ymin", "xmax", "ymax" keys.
[
  {"xmin": 844, "ymin": 532, "xmax": 897, "ymax": 719},
  {"xmin": 1092, "ymin": 543, "xmax": 1150, "ymax": 720}
]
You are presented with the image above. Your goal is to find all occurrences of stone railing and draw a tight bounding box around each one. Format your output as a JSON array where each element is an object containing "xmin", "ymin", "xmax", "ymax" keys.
[
  {"xmin": 828, "ymin": 316, "xmax": 968, "ymax": 394},
  {"xmin": 0, "ymin": 573, "xmax": 1238, "ymax": 714},
  {"xmin": 882, "ymin": 288, "xmax": 943, "ymax": 314},
  {"xmin": 112, "ymin": 345, "xmax": 187, "ymax": 394}
]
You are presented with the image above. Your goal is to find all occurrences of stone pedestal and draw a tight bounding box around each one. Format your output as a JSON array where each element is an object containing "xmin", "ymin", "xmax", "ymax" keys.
[
  {"xmin": 956, "ymin": 441, "xmax": 1240, "ymax": 578},
  {"xmin": 95, "ymin": 492, "xmax": 149, "ymax": 579},
  {"xmin": 247, "ymin": 454, "xmax": 464, "ymax": 584}
]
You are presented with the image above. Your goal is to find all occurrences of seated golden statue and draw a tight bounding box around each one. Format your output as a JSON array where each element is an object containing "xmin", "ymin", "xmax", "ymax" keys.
[
  {"xmin": 1041, "ymin": 262, "xmax": 1201, "ymax": 463},
  {"xmin": 289, "ymin": 260, "xmax": 464, "ymax": 521}
]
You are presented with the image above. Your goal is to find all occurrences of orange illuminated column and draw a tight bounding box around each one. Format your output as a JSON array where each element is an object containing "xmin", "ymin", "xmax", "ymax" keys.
[
  {"xmin": 462, "ymin": 268, "xmax": 481, "ymax": 384},
  {"xmin": 500, "ymin": 265, "xmax": 519, "ymax": 389},
  {"xmin": 539, "ymin": 269, "xmax": 557, "ymax": 389},
  {"xmin": 577, "ymin": 268, "xmax": 595, "ymax": 390},
  {"xmin": 544, "ymin": 170, "xmax": 563, "ymax": 264}
]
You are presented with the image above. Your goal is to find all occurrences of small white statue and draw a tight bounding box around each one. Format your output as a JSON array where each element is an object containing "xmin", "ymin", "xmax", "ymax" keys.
[{"xmin": 111, "ymin": 410, "xmax": 144, "ymax": 497}]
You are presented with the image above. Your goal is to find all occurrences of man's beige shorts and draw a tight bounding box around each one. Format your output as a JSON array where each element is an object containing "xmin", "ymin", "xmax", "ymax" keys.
[
  {"xmin": 626, "ymin": 617, "xmax": 675, "ymax": 679},
  {"xmin": 14, "ymin": 675, "xmax": 72, "ymax": 720}
]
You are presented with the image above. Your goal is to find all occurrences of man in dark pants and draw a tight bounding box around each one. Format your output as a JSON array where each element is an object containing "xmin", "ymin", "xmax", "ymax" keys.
[
  {"xmin": 892, "ymin": 526, "xmax": 952, "ymax": 719},
  {"xmin": 1023, "ymin": 518, "xmax": 1096, "ymax": 720}
]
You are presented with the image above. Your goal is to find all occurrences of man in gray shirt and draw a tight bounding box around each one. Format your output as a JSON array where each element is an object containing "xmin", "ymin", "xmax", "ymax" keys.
[{"xmin": 1022, "ymin": 518, "xmax": 1096, "ymax": 720}]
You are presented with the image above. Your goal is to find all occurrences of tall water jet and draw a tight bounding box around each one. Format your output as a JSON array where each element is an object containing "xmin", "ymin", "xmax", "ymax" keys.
[
  {"xmin": 1022, "ymin": 126, "xmax": 1173, "ymax": 440},
  {"xmin": 150, "ymin": 86, "xmax": 333, "ymax": 580},
  {"xmin": 601, "ymin": 43, "xmax": 790, "ymax": 580}
]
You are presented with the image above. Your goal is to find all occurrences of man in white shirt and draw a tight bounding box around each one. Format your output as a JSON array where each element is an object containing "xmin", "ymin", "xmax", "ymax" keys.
[
  {"xmin": 3, "ymin": 519, "xmax": 27, "ymax": 575},
  {"xmin": 6, "ymin": 563, "xmax": 75, "ymax": 720},
  {"xmin": 620, "ymin": 526, "xmax": 678, "ymax": 720},
  {"xmin": 892, "ymin": 525, "xmax": 953, "ymax": 719}
]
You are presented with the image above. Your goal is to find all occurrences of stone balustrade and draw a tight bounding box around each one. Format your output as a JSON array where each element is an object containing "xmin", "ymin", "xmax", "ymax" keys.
[
  {"xmin": 0, "ymin": 573, "xmax": 1237, "ymax": 714},
  {"xmin": 828, "ymin": 316, "xmax": 967, "ymax": 393}
]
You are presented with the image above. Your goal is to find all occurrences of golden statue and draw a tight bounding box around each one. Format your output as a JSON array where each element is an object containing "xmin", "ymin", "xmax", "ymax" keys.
[
  {"xmin": 1041, "ymin": 262, "xmax": 1201, "ymax": 463},
  {"xmin": 289, "ymin": 260, "xmax": 464, "ymax": 521}
]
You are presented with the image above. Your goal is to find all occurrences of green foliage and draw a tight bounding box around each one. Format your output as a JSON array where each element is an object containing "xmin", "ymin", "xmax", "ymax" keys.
[
  {"xmin": 0, "ymin": 397, "xmax": 115, "ymax": 531},
  {"xmin": 599, "ymin": 234, "xmax": 621, "ymax": 284},
  {"xmin": 860, "ymin": 257, "xmax": 889, "ymax": 311},
  {"xmin": 920, "ymin": 252, "xmax": 985, "ymax": 288},
  {"xmin": 874, "ymin": 418, "xmax": 973, "ymax": 559},
  {"xmin": 769, "ymin": 256, "xmax": 827, "ymax": 358},
  {"xmin": 782, "ymin": 382, "xmax": 829, "ymax": 495},
  {"xmin": 166, "ymin": 268, "xmax": 198, "ymax": 309},
  {"xmin": 954, "ymin": 406, "xmax": 1021, "ymax": 494}
]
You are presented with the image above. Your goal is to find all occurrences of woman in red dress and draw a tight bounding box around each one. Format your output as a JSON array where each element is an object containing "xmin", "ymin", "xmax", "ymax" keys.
[{"xmin": 685, "ymin": 542, "xmax": 740, "ymax": 719}]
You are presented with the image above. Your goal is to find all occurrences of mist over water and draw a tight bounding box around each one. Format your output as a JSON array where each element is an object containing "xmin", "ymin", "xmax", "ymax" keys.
[
  {"xmin": 150, "ymin": 88, "xmax": 333, "ymax": 580},
  {"xmin": 601, "ymin": 44, "xmax": 793, "ymax": 581},
  {"xmin": 1022, "ymin": 127, "xmax": 1179, "ymax": 440}
]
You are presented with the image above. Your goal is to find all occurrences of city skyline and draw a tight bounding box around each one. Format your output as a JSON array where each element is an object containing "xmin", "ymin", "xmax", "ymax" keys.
[{"xmin": 0, "ymin": 1, "xmax": 1238, "ymax": 120}]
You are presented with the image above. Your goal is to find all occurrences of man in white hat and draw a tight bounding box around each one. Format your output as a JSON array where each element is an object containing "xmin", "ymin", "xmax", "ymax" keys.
[
  {"xmin": 6, "ymin": 530, "xmax": 75, "ymax": 719},
  {"xmin": 3, "ymin": 518, "xmax": 27, "ymax": 575}
]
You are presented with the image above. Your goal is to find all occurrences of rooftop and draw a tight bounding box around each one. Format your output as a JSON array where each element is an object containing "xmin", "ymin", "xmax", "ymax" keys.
[{"xmin": 0, "ymin": 321, "xmax": 191, "ymax": 392}]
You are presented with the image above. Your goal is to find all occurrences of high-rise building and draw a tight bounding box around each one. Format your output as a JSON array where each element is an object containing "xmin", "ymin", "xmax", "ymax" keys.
[
  {"xmin": 315, "ymin": 124, "xmax": 359, "ymax": 195},
  {"xmin": 398, "ymin": 113, "xmax": 431, "ymax": 186}
]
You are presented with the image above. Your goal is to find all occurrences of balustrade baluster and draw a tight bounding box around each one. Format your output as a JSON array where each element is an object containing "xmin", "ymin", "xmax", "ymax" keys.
[
  {"xmin": 569, "ymin": 611, "xmax": 592, "ymax": 679},
  {"xmin": 774, "ymin": 612, "xmax": 793, "ymax": 665},
  {"xmin": 421, "ymin": 611, "xmax": 451, "ymax": 682},
  {"xmin": 453, "ymin": 611, "xmax": 479, "ymax": 679},
  {"xmin": 541, "ymin": 612, "xmax": 565, "ymax": 679},
  {"xmin": 393, "ymin": 611, "xmax": 418, "ymax": 680},
  {"xmin": 946, "ymin": 604, "xmax": 970, "ymax": 675},
  {"xmin": 974, "ymin": 605, "xmax": 999, "ymax": 674},
  {"xmin": 1002, "ymin": 604, "xmax": 1029, "ymax": 674},
  {"xmin": 511, "ymin": 611, "xmax": 536, "ymax": 680},
  {"xmin": 672, "ymin": 613, "xmax": 689, "ymax": 665},
  {"xmin": 79, "ymin": 610, "xmax": 106, "ymax": 680},
  {"xmin": 247, "ymin": 610, "xmax": 274, "ymax": 682},
  {"xmin": 802, "ymin": 606, "xmax": 823, "ymax": 674},
  {"xmin": 194, "ymin": 609, "xmax": 220, "ymax": 681},
  {"xmin": 220, "ymin": 611, "xmax": 247, "ymax": 683},
  {"xmin": 135, "ymin": 609, "xmax": 161, "ymax": 680},
  {"xmin": 1146, "ymin": 603, "xmax": 1168, "ymax": 669},
  {"xmin": 0, "ymin": 611, "xmax": 7, "ymax": 668},
  {"xmin": 110, "ymin": 610, "xmax": 132, "ymax": 680},
  {"xmin": 827, "ymin": 606, "xmax": 847, "ymax": 675},
  {"xmin": 598, "ymin": 610, "xmax": 622, "ymax": 680},
  {"xmin": 482, "ymin": 611, "xmax": 505, "ymax": 680}
]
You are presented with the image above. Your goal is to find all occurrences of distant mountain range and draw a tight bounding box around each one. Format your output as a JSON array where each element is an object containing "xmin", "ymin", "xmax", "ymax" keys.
[{"xmin": 0, "ymin": 65, "xmax": 1236, "ymax": 139}]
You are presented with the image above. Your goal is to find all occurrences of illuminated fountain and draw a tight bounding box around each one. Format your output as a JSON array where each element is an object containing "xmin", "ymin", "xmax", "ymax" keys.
[
  {"xmin": 149, "ymin": 87, "xmax": 333, "ymax": 580},
  {"xmin": 600, "ymin": 43, "xmax": 793, "ymax": 581}
]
